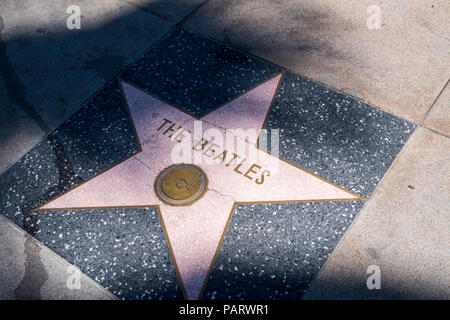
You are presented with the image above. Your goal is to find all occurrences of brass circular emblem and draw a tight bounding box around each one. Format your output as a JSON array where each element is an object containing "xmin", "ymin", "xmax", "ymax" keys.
[{"xmin": 154, "ymin": 164, "xmax": 208, "ymax": 206}]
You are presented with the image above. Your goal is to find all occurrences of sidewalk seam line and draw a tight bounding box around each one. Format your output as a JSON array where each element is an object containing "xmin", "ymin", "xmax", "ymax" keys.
[
  {"xmin": 419, "ymin": 78, "xmax": 449, "ymax": 124},
  {"xmin": 0, "ymin": 22, "xmax": 179, "ymax": 178}
]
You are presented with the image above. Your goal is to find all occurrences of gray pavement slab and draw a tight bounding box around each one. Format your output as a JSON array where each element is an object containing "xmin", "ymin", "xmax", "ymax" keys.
[{"xmin": 0, "ymin": 1, "xmax": 446, "ymax": 300}]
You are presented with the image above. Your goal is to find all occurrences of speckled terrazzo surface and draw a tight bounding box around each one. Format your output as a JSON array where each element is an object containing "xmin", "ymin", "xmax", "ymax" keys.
[
  {"xmin": 263, "ymin": 72, "xmax": 415, "ymax": 199},
  {"xmin": 120, "ymin": 28, "xmax": 282, "ymax": 116},
  {"xmin": 0, "ymin": 80, "xmax": 139, "ymax": 231},
  {"xmin": 204, "ymin": 201, "xmax": 365, "ymax": 300},
  {"xmin": 0, "ymin": 27, "xmax": 415, "ymax": 300}
]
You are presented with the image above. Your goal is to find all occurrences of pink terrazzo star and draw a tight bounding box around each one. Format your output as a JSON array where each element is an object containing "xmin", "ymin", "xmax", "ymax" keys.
[{"xmin": 37, "ymin": 73, "xmax": 362, "ymax": 300}]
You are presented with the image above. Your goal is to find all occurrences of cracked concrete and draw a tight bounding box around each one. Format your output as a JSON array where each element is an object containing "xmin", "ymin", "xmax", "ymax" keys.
[{"xmin": 120, "ymin": 0, "xmax": 208, "ymax": 23}]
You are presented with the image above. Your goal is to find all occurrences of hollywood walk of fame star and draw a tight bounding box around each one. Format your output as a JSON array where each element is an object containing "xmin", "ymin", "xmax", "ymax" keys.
[{"xmin": 36, "ymin": 73, "xmax": 364, "ymax": 300}]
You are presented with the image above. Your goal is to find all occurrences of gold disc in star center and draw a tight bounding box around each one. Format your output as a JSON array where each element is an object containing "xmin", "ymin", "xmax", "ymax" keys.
[{"xmin": 154, "ymin": 164, "xmax": 208, "ymax": 206}]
